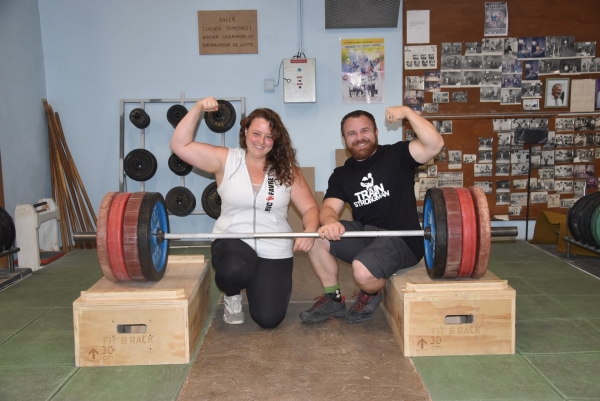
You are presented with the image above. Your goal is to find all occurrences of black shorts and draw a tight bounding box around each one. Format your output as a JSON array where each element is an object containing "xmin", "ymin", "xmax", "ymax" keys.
[{"xmin": 329, "ymin": 220, "xmax": 420, "ymax": 279}]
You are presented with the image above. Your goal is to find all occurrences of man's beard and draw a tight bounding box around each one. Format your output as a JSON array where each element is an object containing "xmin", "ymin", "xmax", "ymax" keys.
[{"xmin": 348, "ymin": 136, "xmax": 378, "ymax": 160}]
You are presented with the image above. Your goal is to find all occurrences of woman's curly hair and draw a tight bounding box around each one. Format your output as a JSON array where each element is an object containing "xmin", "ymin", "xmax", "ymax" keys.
[{"xmin": 239, "ymin": 108, "xmax": 299, "ymax": 187}]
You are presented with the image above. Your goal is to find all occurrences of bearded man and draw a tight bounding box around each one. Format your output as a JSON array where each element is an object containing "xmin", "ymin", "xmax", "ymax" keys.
[{"xmin": 301, "ymin": 107, "xmax": 444, "ymax": 324}]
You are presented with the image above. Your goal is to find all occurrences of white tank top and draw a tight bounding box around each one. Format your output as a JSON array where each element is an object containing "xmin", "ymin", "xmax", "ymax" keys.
[{"xmin": 212, "ymin": 148, "xmax": 294, "ymax": 259}]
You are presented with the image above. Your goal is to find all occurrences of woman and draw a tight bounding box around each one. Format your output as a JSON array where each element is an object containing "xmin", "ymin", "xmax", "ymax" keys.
[{"xmin": 171, "ymin": 96, "xmax": 319, "ymax": 329}]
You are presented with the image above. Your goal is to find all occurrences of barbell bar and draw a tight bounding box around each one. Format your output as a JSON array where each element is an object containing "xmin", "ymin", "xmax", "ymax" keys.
[
  {"xmin": 76, "ymin": 187, "xmax": 518, "ymax": 283},
  {"xmin": 74, "ymin": 226, "xmax": 516, "ymax": 242}
]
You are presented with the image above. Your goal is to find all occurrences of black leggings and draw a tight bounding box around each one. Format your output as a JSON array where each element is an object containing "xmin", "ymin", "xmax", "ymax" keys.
[{"xmin": 211, "ymin": 239, "xmax": 293, "ymax": 329}]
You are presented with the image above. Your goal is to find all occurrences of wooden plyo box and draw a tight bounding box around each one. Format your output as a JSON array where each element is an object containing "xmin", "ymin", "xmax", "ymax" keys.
[
  {"xmin": 73, "ymin": 255, "xmax": 210, "ymax": 367},
  {"xmin": 382, "ymin": 261, "xmax": 515, "ymax": 357}
]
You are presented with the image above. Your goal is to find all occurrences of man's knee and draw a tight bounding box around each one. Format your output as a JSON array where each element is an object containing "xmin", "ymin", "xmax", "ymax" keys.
[
  {"xmin": 352, "ymin": 260, "xmax": 377, "ymax": 283},
  {"xmin": 309, "ymin": 237, "xmax": 331, "ymax": 256}
]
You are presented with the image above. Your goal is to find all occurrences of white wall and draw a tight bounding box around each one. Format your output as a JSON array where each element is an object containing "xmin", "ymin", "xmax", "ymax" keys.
[{"xmin": 0, "ymin": 0, "xmax": 49, "ymax": 216}]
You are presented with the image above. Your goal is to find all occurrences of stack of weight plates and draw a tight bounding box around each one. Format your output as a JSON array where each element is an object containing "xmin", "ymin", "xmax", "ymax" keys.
[
  {"xmin": 0, "ymin": 206, "xmax": 16, "ymax": 252},
  {"xmin": 423, "ymin": 186, "xmax": 491, "ymax": 279},
  {"xmin": 96, "ymin": 192, "xmax": 169, "ymax": 282},
  {"xmin": 568, "ymin": 192, "xmax": 600, "ymax": 249}
]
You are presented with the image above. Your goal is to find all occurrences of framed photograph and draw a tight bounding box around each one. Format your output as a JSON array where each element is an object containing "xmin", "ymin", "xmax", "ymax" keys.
[{"xmin": 545, "ymin": 78, "xmax": 569, "ymax": 108}]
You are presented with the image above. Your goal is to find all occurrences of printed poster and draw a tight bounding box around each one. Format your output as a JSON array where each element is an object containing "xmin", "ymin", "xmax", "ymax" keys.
[
  {"xmin": 484, "ymin": 2, "xmax": 508, "ymax": 37},
  {"xmin": 342, "ymin": 38, "xmax": 385, "ymax": 104}
]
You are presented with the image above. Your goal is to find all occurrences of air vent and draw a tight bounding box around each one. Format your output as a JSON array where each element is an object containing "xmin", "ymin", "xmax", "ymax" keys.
[{"xmin": 325, "ymin": 0, "xmax": 401, "ymax": 29}]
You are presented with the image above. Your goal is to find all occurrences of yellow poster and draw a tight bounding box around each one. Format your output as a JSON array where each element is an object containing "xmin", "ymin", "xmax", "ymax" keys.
[{"xmin": 341, "ymin": 38, "xmax": 384, "ymax": 104}]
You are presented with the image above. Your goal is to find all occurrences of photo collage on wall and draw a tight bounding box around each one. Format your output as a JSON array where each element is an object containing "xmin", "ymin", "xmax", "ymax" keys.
[
  {"xmin": 405, "ymin": 36, "xmax": 599, "ymax": 113},
  {"xmin": 409, "ymin": 116, "xmax": 600, "ymax": 216},
  {"xmin": 403, "ymin": 1, "xmax": 600, "ymax": 113}
]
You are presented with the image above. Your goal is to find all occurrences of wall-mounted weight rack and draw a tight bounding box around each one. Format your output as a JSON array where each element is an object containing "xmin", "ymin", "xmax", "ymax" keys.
[{"xmin": 119, "ymin": 97, "xmax": 246, "ymax": 216}]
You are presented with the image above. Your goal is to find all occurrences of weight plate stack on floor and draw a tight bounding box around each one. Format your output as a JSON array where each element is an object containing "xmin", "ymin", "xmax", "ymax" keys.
[
  {"xmin": 137, "ymin": 192, "xmax": 169, "ymax": 281},
  {"xmin": 440, "ymin": 188, "xmax": 462, "ymax": 279},
  {"xmin": 201, "ymin": 181, "xmax": 221, "ymax": 219},
  {"xmin": 168, "ymin": 153, "xmax": 193, "ymax": 176},
  {"xmin": 205, "ymin": 100, "xmax": 236, "ymax": 133},
  {"xmin": 568, "ymin": 196, "xmax": 587, "ymax": 242},
  {"xmin": 423, "ymin": 188, "xmax": 447, "ymax": 279},
  {"xmin": 124, "ymin": 149, "xmax": 158, "ymax": 181},
  {"xmin": 579, "ymin": 192, "xmax": 600, "ymax": 247},
  {"xmin": 591, "ymin": 199, "xmax": 600, "ymax": 248},
  {"xmin": 129, "ymin": 108, "xmax": 151, "ymax": 129},
  {"xmin": 3, "ymin": 208, "xmax": 15, "ymax": 251},
  {"xmin": 0, "ymin": 206, "xmax": 13, "ymax": 251},
  {"xmin": 123, "ymin": 192, "xmax": 148, "ymax": 281},
  {"xmin": 107, "ymin": 193, "xmax": 133, "ymax": 281},
  {"xmin": 167, "ymin": 105, "xmax": 188, "ymax": 129},
  {"xmin": 96, "ymin": 192, "xmax": 119, "ymax": 281},
  {"xmin": 455, "ymin": 187, "xmax": 477, "ymax": 278},
  {"xmin": 469, "ymin": 186, "xmax": 492, "ymax": 278},
  {"xmin": 166, "ymin": 186, "xmax": 196, "ymax": 217}
]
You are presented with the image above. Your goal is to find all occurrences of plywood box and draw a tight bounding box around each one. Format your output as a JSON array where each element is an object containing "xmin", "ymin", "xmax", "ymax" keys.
[
  {"xmin": 382, "ymin": 261, "xmax": 515, "ymax": 357},
  {"xmin": 73, "ymin": 255, "xmax": 210, "ymax": 367}
]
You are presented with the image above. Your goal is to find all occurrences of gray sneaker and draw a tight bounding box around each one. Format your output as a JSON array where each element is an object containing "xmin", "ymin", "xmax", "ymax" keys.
[
  {"xmin": 345, "ymin": 290, "xmax": 383, "ymax": 324},
  {"xmin": 223, "ymin": 294, "xmax": 245, "ymax": 324},
  {"xmin": 299, "ymin": 295, "xmax": 347, "ymax": 323}
]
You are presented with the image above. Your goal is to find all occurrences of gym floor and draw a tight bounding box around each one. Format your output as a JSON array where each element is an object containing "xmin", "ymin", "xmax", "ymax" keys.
[{"xmin": 0, "ymin": 239, "xmax": 599, "ymax": 400}]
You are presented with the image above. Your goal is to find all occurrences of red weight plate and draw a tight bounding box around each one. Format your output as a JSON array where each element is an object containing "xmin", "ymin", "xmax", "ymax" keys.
[
  {"xmin": 441, "ymin": 188, "xmax": 462, "ymax": 279},
  {"xmin": 455, "ymin": 187, "xmax": 477, "ymax": 278},
  {"xmin": 96, "ymin": 192, "xmax": 118, "ymax": 282},
  {"xmin": 469, "ymin": 186, "xmax": 491, "ymax": 278},
  {"xmin": 123, "ymin": 192, "xmax": 147, "ymax": 281},
  {"xmin": 107, "ymin": 192, "xmax": 133, "ymax": 281}
]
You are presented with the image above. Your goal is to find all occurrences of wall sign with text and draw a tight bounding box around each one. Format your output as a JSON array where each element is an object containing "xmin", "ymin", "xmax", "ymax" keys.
[{"xmin": 198, "ymin": 10, "xmax": 258, "ymax": 55}]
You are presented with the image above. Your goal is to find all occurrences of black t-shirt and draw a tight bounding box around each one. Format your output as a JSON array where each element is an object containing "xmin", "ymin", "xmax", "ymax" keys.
[{"xmin": 324, "ymin": 142, "xmax": 424, "ymax": 260}]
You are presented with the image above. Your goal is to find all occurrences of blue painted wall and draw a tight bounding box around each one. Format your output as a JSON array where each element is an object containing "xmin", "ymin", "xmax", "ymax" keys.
[
  {"xmin": 0, "ymin": 0, "xmax": 49, "ymax": 215},
  {"xmin": 1, "ymin": 0, "xmax": 534, "ymax": 239}
]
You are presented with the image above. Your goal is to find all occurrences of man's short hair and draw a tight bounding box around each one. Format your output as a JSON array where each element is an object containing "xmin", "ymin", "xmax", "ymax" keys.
[{"xmin": 340, "ymin": 110, "xmax": 377, "ymax": 136}]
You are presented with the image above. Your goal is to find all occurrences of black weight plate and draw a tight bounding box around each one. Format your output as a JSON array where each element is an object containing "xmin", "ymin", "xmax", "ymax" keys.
[
  {"xmin": 129, "ymin": 108, "xmax": 151, "ymax": 129},
  {"xmin": 568, "ymin": 196, "xmax": 586, "ymax": 241},
  {"xmin": 166, "ymin": 105, "xmax": 188, "ymax": 129},
  {"xmin": 166, "ymin": 186, "xmax": 196, "ymax": 217},
  {"xmin": 201, "ymin": 181, "xmax": 221, "ymax": 219},
  {"xmin": 0, "ymin": 207, "xmax": 16, "ymax": 251},
  {"xmin": 168, "ymin": 153, "xmax": 193, "ymax": 176},
  {"xmin": 124, "ymin": 149, "xmax": 158, "ymax": 181},
  {"xmin": 579, "ymin": 192, "xmax": 600, "ymax": 246},
  {"xmin": 0, "ymin": 207, "xmax": 8, "ymax": 251},
  {"xmin": 570, "ymin": 193, "xmax": 596, "ymax": 242},
  {"xmin": 205, "ymin": 100, "xmax": 236, "ymax": 133},
  {"xmin": 138, "ymin": 192, "xmax": 169, "ymax": 281}
]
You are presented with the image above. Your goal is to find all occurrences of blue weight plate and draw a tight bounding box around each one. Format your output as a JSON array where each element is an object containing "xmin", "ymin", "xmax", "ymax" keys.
[
  {"xmin": 423, "ymin": 188, "xmax": 447, "ymax": 279},
  {"xmin": 138, "ymin": 192, "xmax": 169, "ymax": 281}
]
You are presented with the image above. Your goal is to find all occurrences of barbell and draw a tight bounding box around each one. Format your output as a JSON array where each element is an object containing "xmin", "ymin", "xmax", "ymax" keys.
[{"xmin": 75, "ymin": 187, "xmax": 517, "ymax": 283}]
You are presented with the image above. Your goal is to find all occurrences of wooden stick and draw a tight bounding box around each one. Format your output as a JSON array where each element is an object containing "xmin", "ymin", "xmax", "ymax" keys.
[{"xmin": 44, "ymin": 100, "xmax": 70, "ymax": 253}]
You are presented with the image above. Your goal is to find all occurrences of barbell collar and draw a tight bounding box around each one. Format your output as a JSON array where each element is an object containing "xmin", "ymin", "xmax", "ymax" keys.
[
  {"xmin": 73, "ymin": 233, "xmax": 97, "ymax": 241},
  {"xmin": 73, "ymin": 226, "xmax": 516, "ymax": 242},
  {"xmin": 490, "ymin": 226, "xmax": 519, "ymax": 237}
]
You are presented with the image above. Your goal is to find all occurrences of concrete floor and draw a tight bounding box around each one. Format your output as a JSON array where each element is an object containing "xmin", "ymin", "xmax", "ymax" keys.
[{"xmin": 178, "ymin": 252, "xmax": 430, "ymax": 401}]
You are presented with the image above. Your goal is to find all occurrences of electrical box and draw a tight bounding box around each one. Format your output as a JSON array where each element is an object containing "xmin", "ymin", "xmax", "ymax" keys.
[{"xmin": 283, "ymin": 58, "xmax": 316, "ymax": 103}]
